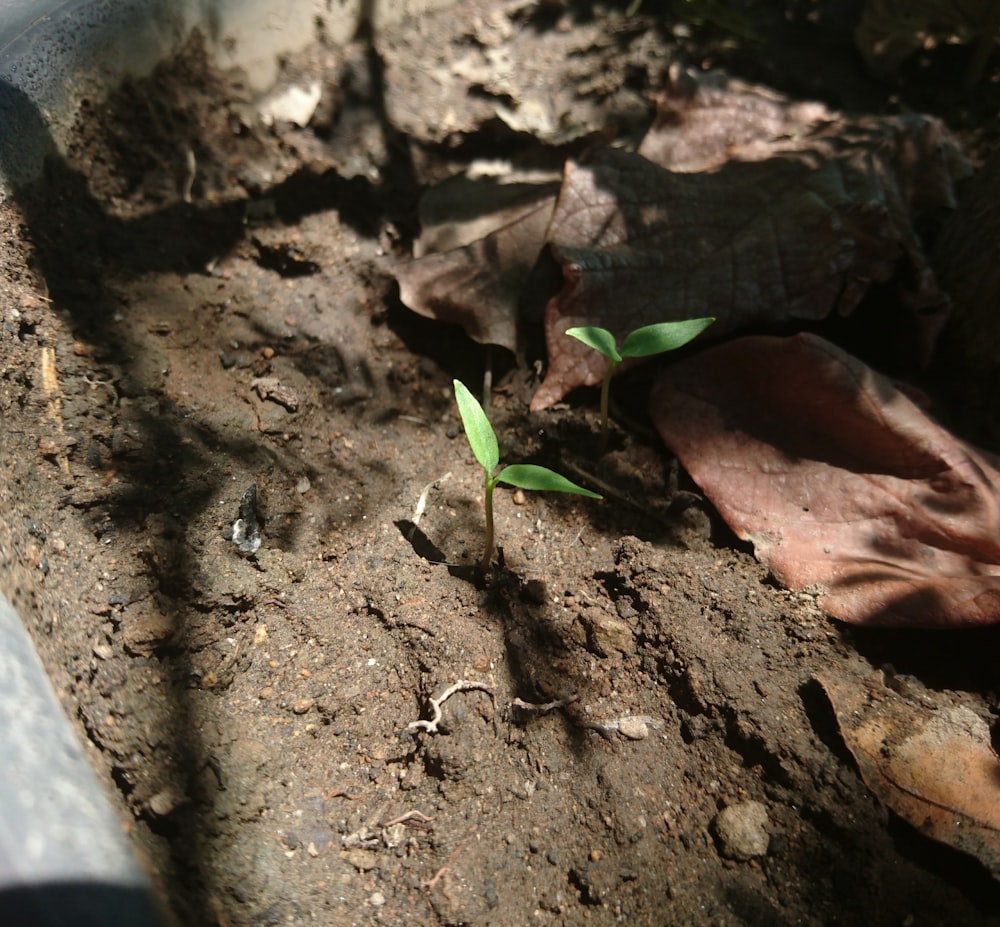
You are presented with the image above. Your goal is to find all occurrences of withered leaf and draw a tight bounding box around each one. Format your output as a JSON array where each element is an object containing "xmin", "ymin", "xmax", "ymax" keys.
[
  {"xmin": 396, "ymin": 193, "xmax": 556, "ymax": 353},
  {"xmin": 650, "ymin": 333, "xmax": 1000, "ymax": 628},
  {"xmin": 639, "ymin": 68, "xmax": 969, "ymax": 205},
  {"xmin": 638, "ymin": 66, "xmax": 833, "ymax": 173},
  {"xmin": 818, "ymin": 672, "xmax": 1000, "ymax": 879},
  {"xmin": 531, "ymin": 75, "xmax": 967, "ymax": 410}
]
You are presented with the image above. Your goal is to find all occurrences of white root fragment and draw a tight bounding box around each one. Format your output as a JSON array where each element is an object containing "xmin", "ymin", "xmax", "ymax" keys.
[
  {"xmin": 180, "ymin": 146, "xmax": 196, "ymax": 203},
  {"xmin": 411, "ymin": 471, "xmax": 452, "ymax": 528},
  {"xmin": 408, "ymin": 679, "xmax": 494, "ymax": 734}
]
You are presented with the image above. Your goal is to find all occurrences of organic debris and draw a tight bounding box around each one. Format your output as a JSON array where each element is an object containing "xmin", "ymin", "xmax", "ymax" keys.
[
  {"xmin": 818, "ymin": 672, "xmax": 1000, "ymax": 878},
  {"xmin": 650, "ymin": 333, "xmax": 1000, "ymax": 627}
]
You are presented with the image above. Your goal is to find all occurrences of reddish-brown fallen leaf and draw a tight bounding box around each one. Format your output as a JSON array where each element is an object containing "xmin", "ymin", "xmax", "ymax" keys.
[
  {"xmin": 650, "ymin": 333, "xmax": 1000, "ymax": 627},
  {"xmin": 817, "ymin": 672, "xmax": 1000, "ymax": 879}
]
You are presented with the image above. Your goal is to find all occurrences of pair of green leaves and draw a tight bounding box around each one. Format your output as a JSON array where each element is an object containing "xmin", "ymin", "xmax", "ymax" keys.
[
  {"xmin": 566, "ymin": 318, "xmax": 715, "ymax": 450},
  {"xmin": 454, "ymin": 379, "xmax": 600, "ymax": 571},
  {"xmin": 566, "ymin": 318, "xmax": 715, "ymax": 368},
  {"xmin": 454, "ymin": 380, "xmax": 601, "ymax": 499}
]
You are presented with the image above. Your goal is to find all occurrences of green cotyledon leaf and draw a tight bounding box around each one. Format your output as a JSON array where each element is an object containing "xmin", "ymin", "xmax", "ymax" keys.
[
  {"xmin": 454, "ymin": 379, "xmax": 499, "ymax": 474},
  {"xmin": 496, "ymin": 464, "xmax": 602, "ymax": 499}
]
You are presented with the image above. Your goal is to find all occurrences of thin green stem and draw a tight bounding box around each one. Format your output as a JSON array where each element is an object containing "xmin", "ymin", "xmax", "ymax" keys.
[
  {"xmin": 599, "ymin": 360, "xmax": 618, "ymax": 452},
  {"xmin": 480, "ymin": 475, "xmax": 496, "ymax": 572}
]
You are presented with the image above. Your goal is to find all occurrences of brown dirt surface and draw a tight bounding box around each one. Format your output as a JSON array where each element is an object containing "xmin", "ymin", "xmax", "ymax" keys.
[{"xmin": 1, "ymin": 4, "xmax": 1000, "ymax": 926}]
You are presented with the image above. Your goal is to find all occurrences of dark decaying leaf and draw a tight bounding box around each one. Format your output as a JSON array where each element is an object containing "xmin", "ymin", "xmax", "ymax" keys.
[
  {"xmin": 931, "ymin": 149, "xmax": 1000, "ymax": 443},
  {"xmin": 650, "ymin": 333, "xmax": 1000, "ymax": 628},
  {"xmin": 412, "ymin": 174, "xmax": 561, "ymax": 258},
  {"xmin": 390, "ymin": 61, "xmax": 968, "ymax": 411},
  {"xmin": 639, "ymin": 68, "xmax": 970, "ymax": 205},
  {"xmin": 530, "ymin": 85, "xmax": 969, "ymax": 410}
]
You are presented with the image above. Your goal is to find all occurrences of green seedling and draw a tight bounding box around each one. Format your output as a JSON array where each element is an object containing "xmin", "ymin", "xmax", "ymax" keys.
[
  {"xmin": 453, "ymin": 379, "xmax": 601, "ymax": 572},
  {"xmin": 566, "ymin": 318, "xmax": 715, "ymax": 450}
]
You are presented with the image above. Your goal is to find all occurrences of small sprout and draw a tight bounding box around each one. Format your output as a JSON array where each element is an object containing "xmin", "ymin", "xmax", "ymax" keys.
[
  {"xmin": 453, "ymin": 379, "xmax": 601, "ymax": 572},
  {"xmin": 566, "ymin": 318, "xmax": 715, "ymax": 450}
]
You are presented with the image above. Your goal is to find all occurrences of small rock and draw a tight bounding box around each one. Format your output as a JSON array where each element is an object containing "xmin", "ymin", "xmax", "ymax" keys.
[
  {"xmin": 292, "ymin": 697, "xmax": 314, "ymax": 715},
  {"xmin": 617, "ymin": 717, "xmax": 649, "ymax": 740},
  {"xmin": 581, "ymin": 609, "xmax": 634, "ymax": 657},
  {"xmin": 148, "ymin": 787, "xmax": 185, "ymax": 818},
  {"xmin": 92, "ymin": 640, "xmax": 113, "ymax": 661},
  {"xmin": 252, "ymin": 376, "xmax": 300, "ymax": 412},
  {"xmin": 258, "ymin": 81, "xmax": 322, "ymax": 128},
  {"xmin": 38, "ymin": 433, "xmax": 77, "ymax": 459},
  {"xmin": 123, "ymin": 610, "xmax": 176, "ymax": 656},
  {"xmin": 713, "ymin": 800, "xmax": 770, "ymax": 861},
  {"xmin": 341, "ymin": 848, "xmax": 378, "ymax": 871},
  {"xmin": 369, "ymin": 891, "xmax": 386, "ymax": 907}
]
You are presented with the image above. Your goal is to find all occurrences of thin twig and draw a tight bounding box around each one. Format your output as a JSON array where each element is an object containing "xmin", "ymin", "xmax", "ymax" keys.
[
  {"xmin": 383, "ymin": 809, "xmax": 435, "ymax": 828},
  {"xmin": 511, "ymin": 694, "xmax": 579, "ymax": 714}
]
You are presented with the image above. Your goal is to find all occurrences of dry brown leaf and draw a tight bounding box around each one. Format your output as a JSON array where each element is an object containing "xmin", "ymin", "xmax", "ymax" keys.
[
  {"xmin": 817, "ymin": 672, "xmax": 1000, "ymax": 879},
  {"xmin": 639, "ymin": 68, "xmax": 969, "ymax": 203},
  {"xmin": 650, "ymin": 333, "xmax": 1000, "ymax": 628},
  {"xmin": 412, "ymin": 173, "xmax": 561, "ymax": 258},
  {"xmin": 638, "ymin": 66, "xmax": 833, "ymax": 173},
  {"xmin": 396, "ymin": 194, "xmax": 555, "ymax": 353}
]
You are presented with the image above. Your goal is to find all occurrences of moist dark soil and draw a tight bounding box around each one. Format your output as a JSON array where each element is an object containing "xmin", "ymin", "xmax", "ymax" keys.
[{"xmin": 2, "ymin": 4, "xmax": 1000, "ymax": 926}]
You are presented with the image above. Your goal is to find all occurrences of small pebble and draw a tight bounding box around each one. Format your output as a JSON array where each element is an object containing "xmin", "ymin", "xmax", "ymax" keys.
[
  {"xmin": 512, "ymin": 489, "xmax": 527, "ymax": 505},
  {"xmin": 713, "ymin": 800, "xmax": 770, "ymax": 861},
  {"xmin": 370, "ymin": 891, "xmax": 386, "ymax": 907},
  {"xmin": 292, "ymin": 697, "xmax": 314, "ymax": 715},
  {"xmin": 92, "ymin": 640, "xmax": 113, "ymax": 661},
  {"xmin": 618, "ymin": 717, "xmax": 649, "ymax": 740},
  {"xmin": 148, "ymin": 787, "xmax": 184, "ymax": 818}
]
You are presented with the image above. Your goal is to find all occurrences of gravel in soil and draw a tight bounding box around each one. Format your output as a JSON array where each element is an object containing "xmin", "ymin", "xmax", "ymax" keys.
[{"xmin": 1, "ymin": 6, "xmax": 999, "ymax": 926}]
